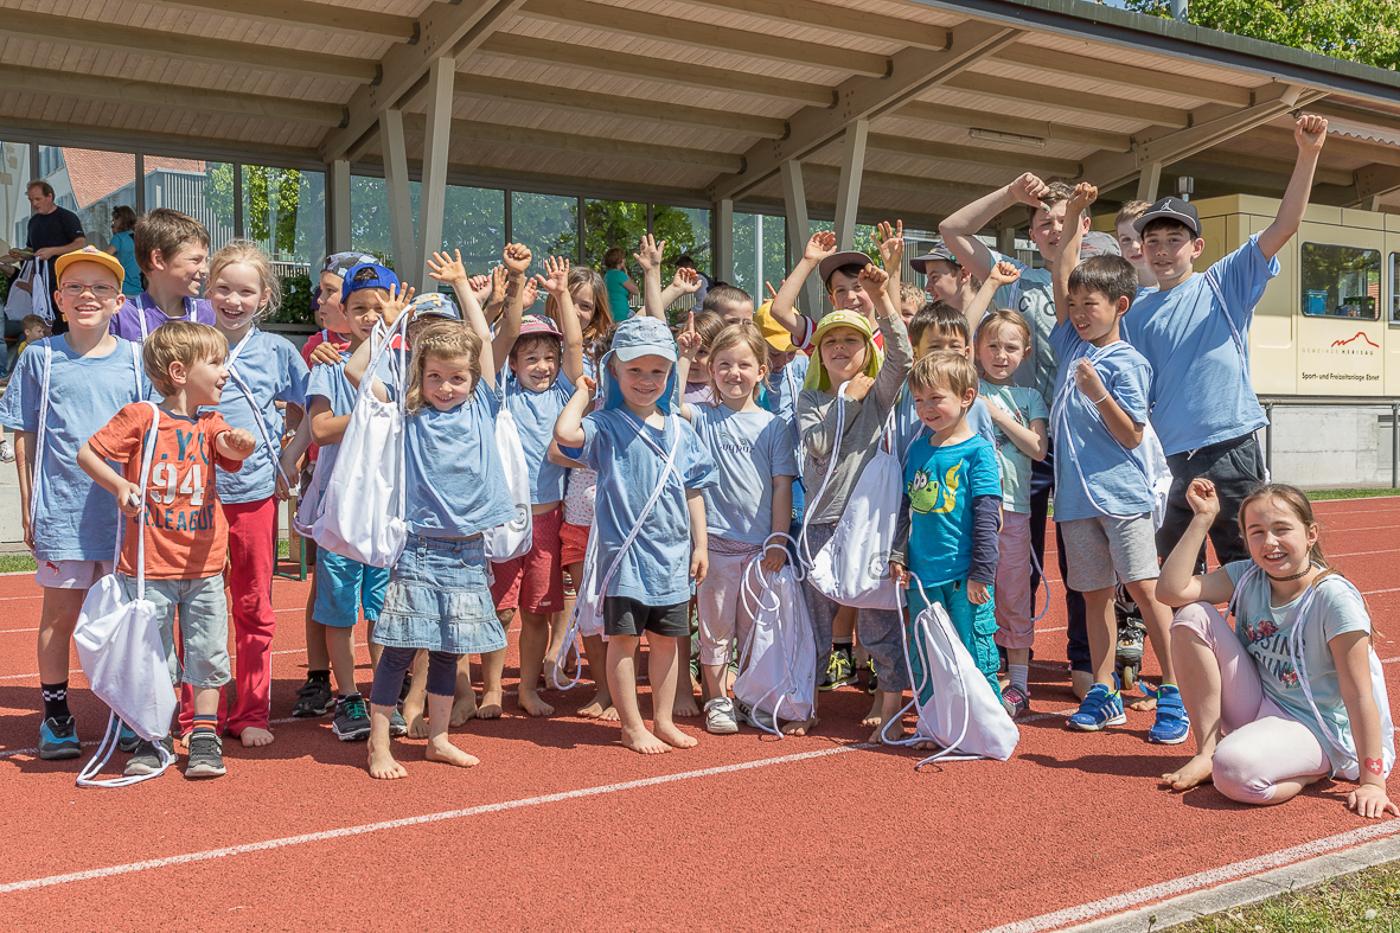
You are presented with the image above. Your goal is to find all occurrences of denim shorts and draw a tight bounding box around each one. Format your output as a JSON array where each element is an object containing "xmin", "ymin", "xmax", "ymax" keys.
[
  {"xmin": 118, "ymin": 573, "xmax": 230, "ymax": 689},
  {"xmin": 373, "ymin": 533, "xmax": 505, "ymax": 654}
]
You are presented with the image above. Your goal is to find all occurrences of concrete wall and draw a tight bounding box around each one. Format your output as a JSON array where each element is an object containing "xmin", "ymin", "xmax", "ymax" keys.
[{"xmin": 1262, "ymin": 404, "xmax": 1398, "ymax": 489}]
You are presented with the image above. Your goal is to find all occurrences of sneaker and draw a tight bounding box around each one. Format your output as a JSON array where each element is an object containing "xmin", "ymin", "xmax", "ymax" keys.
[
  {"xmin": 864, "ymin": 657, "xmax": 879, "ymax": 695},
  {"xmin": 742, "ymin": 703, "xmax": 777, "ymax": 733},
  {"xmin": 1000, "ymin": 684, "xmax": 1031, "ymax": 719},
  {"xmin": 389, "ymin": 708, "xmax": 408, "ymax": 738},
  {"xmin": 38, "ymin": 716, "xmax": 81, "ymax": 760},
  {"xmin": 124, "ymin": 735, "xmax": 175, "ymax": 776},
  {"xmin": 292, "ymin": 677, "xmax": 334, "ymax": 718},
  {"xmin": 117, "ymin": 721, "xmax": 140, "ymax": 753},
  {"xmin": 821, "ymin": 648, "xmax": 855, "ymax": 691},
  {"xmin": 0, "ymin": 439, "xmax": 14, "ymax": 463},
  {"xmin": 184, "ymin": 731, "xmax": 226, "ymax": 778},
  {"xmin": 1147, "ymin": 684, "xmax": 1191, "ymax": 745},
  {"xmin": 332, "ymin": 694, "xmax": 371, "ymax": 741},
  {"xmin": 704, "ymin": 697, "xmax": 739, "ymax": 735},
  {"xmin": 1067, "ymin": 684, "xmax": 1126, "ymax": 732}
]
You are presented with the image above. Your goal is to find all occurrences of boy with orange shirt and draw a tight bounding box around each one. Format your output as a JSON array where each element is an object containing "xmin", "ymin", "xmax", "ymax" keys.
[{"xmin": 79, "ymin": 322, "xmax": 256, "ymax": 779}]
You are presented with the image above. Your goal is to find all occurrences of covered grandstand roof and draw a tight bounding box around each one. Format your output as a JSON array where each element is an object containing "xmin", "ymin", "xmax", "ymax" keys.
[{"xmin": 3, "ymin": 0, "xmax": 1400, "ymax": 228}]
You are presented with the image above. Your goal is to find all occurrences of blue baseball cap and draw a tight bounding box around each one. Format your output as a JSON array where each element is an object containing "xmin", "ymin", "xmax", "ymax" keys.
[
  {"xmin": 610, "ymin": 315, "xmax": 677, "ymax": 363},
  {"xmin": 341, "ymin": 262, "xmax": 399, "ymax": 304}
]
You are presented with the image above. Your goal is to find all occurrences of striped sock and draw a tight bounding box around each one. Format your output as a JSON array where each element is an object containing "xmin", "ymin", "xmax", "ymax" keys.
[
  {"xmin": 40, "ymin": 681, "xmax": 71, "ymax": 722},
  {"xmin": 192, "ymin": 714, "xmax": 218, "ymax": 736}
]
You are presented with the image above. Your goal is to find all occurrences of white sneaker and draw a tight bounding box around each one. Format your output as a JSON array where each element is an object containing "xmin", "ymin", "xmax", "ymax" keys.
[
  {"xmin": 703, "ymin": 696, "xmax": 739, "ymax": 735},
  {"xmin": 0, "ymin": 439, "xmax": 12, "ymax": 463}
]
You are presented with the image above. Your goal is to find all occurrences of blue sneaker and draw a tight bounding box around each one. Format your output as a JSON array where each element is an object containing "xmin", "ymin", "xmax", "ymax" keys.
[
  {"xmin": 1148, "ymin": 683, "xmax": 1191, "ymax": 744},
  {"xmin": 38, "ymin": 716, "xmax": 81, "ymax": 760},
  {"xmin": 118, "ymin": 721, "xmax": 140, "ymax": 753},
  {"xmin": 1067, "ymin": 684, "xmax": 1126, "ymax": 732}
]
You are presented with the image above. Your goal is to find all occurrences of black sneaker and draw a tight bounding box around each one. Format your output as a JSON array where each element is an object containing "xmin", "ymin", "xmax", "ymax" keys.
[
  {"xmin": 184, "ymin": 731, "xmax": 226, "ymax": 778},
  {"xmin": 332, "ymin": 694, "xmax": 371, "ymax": 741},
  {"xmin": 292, "ymin": 677, "xmax": 334, "ymax": 718},
  {"xmin": 38, "ymin": 715, "xmax": 81, "ymax": 760},
  {"xmin": 124, "ymin": 735, "xmax": 175, "ymax": 776}
]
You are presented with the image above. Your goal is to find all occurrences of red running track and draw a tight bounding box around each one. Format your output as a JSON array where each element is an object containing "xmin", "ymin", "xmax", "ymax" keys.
[{"xmin": 1, "ymin": 497, "xmax": 1399, "ymax": 930}]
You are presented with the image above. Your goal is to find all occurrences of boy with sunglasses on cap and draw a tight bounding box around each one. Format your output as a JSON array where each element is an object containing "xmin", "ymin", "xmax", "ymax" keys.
[
  {"xmin": 1126, "ymin": 114, "xmax": 1329, "ymax": 568},
  {"xmin": 0, "ymin": 246, "xmax": 149, "ymax": 759}
]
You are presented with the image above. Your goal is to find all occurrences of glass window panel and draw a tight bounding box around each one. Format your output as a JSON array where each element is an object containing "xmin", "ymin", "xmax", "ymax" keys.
[
  {"xmin": 143, "ymin": 157, "xmax": 233, "ymax": 253},
  {"xmin": 730, "ymin": 211, "xmax": 786, "ymax": 300},
  {"xmin": 443, "ymin": 185, "xmax": 505, "ymax": 273},
  {"xmin": 1, "ymin": 141, "xmax": 32, "ymax": 254},
  {"xmin": 1391, "ymin": 253, "xmax": 1400, "ymax": 324},
  {"xmin": 349, "ymin": 174, "xmax": 421, "ymax": 269},
  {"xmin": 510, "ymin": 192, "xmax": 577, "ymax": 276},
  {"xmin": 35, "ymin": 145, "xmax": 136, "ymax": 252},
  {"xmin": 240, "ymin": 165, "xmax": 325, "ymax": 268},
  {"xmin": 1301, "ymin": 242, "xmax": 1380, "ymax": 320},
  {"xmin": 653, "ymin": 205, "xmax": 710, "ymax": 276}
]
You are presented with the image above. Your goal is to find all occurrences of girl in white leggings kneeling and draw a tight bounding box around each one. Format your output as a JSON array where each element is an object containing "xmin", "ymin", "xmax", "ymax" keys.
[{"xmin": 1156, "ymin": 479, "xmax": 1396, "ymax": 817}]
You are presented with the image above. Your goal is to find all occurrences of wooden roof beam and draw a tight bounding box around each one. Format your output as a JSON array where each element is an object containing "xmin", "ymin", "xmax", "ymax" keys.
[
  {"xmin": 866, "ymin": 133, "xmax": 1081, "ymax": 177},
  {"xmin": 144, "ymin": 0, "xmax": 418, "ymax": 41},
  {"xmin": 709, "ymin": 19, "xmax": 1021, "ymax": 201},
  {"xmin": 993, "ymin": 43, "xmax": 1252, "ymax": 108},
  {"xmin": 1313, "ymin": 164, "xmax": 1400, "ymax": 209},
  {"xmin": 0, "ymin": 63, "xmax": 345, "ymax": 127},
  {"xmin": 480, "ymin": 34, "xmax": 833, "ymax": 106},
  {"xmin": 516, "ymin": 0, "xmax": 889, "ymax": 76},
  {"xmin": 940, "ymin": 73, "xmax": 1190, "ymax": 127},
  {"xmin": 1, "ymin": 8, "xmax": 375, "ymax": 82},
  {"xmin": 893, "ymin": 101, "xmax": 1131, "ymax": 152},
  {"xmin": 653, "ymin": 0, "xmax": 950, "ymax": 50},
  {"xmin": 320, "ymin": 0, "xmax": 528, "ymax": 160},
  {"xmin": 455, "ymin": 74, "xmax": 787, "ymax": 139}
]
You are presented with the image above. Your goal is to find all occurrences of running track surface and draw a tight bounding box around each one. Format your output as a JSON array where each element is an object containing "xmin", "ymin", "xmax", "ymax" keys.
[{"xmin": 2, "ymin": 498, "xmax": 1399, "ymax": 930}]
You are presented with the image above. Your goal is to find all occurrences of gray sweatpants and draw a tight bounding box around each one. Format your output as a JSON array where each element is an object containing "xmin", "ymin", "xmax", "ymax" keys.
[{"xmin": 800, "ymin": 522, "xmax": 909, "ymax": 694}]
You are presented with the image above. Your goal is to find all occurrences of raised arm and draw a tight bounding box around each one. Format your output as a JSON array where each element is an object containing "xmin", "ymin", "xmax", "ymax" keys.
[
  {"xmin": 491, "ymin": 243, "xmax": 532, "ymax": 375},
  {"xmin": 1258, "ymin": 114, "xmax": 1327, "ymax": 261},
  {"xmin": 967, "ymin": 260, "xmax": 1020, "ymax": 336},
  {"xmin": 863, "ymin": 262, "xmax": 912, "ymax": 410},
  {"xmin": 673, "ymin": 312, "xmax": 699, "ymax": 421},
  {"xmin": 554, "ymin": 376, "xmax": 595, "ymax": 448},
  {"xmin": 1156, "ymin": 479, "xmax": 1237, "ymax": 607},
  {"xmin": 635, "ymin": 234, "xmax": 667, "ymax": 319},
  {"xmin": 1052, "ymin": 183, "xmax": 1097, "ymax": 326},
  {"xmin": 875, "ymin": 219, "xmax": 904, "ymax": 305},
  {"xmin": 660, "ymin": 266, "xmax": 701, "ymax": 314},
  {"xmin": 772, "ymin": 231, "xmax": 837, "ymax": 346},
  {"xmin": 940, "ymin": 173, "xmax": 1050, "ymax": 281},
  {"xmin": 537, "ymin": 256, "xmax": 585, "ymax": 383}
]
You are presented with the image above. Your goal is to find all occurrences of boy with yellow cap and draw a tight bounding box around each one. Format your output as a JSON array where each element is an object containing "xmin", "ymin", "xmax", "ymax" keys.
[{"xmin": 0, "ymin": 246, "xmax": 148, "ymax": 759}]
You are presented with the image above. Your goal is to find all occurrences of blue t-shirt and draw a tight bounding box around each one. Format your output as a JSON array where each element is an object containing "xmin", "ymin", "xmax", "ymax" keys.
[
  {"xmin": 502, "ymin": 370, "xmax": 573, "ymax": 505},
  {"xmin": 111, "ymin": 231, "xmax": 142, "ymax": 297},
  {"xmin": 760, "ymin": 354, "xmax": 809, "ymax": 430},
  {"xmin": 1225, "ymin": 562, "xmax": 1373, "ymax": 771},
  {"xmin": 981, "ymin": 383, "xmax": 1047, "ymax": 515},
  {"xmin": 110, "ymin": 292, "xmax": 216, "ymax": 342},
  {"xmin": 571, "ymin": 409, "xmax": 716, "ymax": 606},
  {"xmin": 1049, "ymin": 323, "xmax": 1154, "ymax": 523},
  {"xmin": 689, "ymin": 403, "xmax": 798, "ymax": 545},
  {"xmin": 405, "ymin": 379, "xmax": 515, "ymax": 537},
  {"xmin": 903, "ymin": 434, "xmax": 1000, "ymax": 586},
  {"xmin": 990, "ymin": 251, "xmax": 1057, "ymax": 405},
  {"xmin": 0, "ymin": 336, "xmax": 147, "ymax": 561},
  {"xmin": 893, "ymin": 384, "xmax": 996, "ymax": 467},
  {"xmin": 216, "ymin": 329, "xmax": 309, "ymax": 504},
  {"xmin": 1122, "ymin": 234, "xmax": 1277, "ymax": 455}
]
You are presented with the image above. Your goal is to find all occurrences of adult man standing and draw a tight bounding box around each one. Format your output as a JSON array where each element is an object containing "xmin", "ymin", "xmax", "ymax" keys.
[{"xmin": 14, "ymin": 181, "xmax": 86, "ymax": 328}]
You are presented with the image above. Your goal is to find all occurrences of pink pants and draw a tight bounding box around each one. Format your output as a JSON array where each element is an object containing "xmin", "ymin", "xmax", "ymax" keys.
[
  {"xmin": 1172, "ymin": 602, "xmax": 1330, "ymax": 804},
  {"xmin": 993, "ymin": 511, "xmax": 1034, "ymax": 650},
  {"xmin": 179, "ymin": 497, "xmax": 277, "ymax": 736}
]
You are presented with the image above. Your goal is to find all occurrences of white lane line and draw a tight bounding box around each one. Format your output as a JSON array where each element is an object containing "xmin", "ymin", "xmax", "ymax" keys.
[
  {"xmin": 0, "ymin": 744, "xmax": 861, "ymax": 894},
  {"xmin": 985, "ymin": 820, "xmax": 1400, "ymax": 933}
]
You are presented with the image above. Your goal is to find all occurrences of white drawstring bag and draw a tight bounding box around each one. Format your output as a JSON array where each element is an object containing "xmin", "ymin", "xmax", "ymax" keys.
[
  {"xmin": 312, "ymin": 314, "xmax": 409, "ymax": 567},
  {"xmin": 1231, "ymin": 566, "xmax": 1395, "ymax": 782},
  {"xmin": 551, "ymin": 417, "xmax": 681, "ymax": 690},
  {"xmin": 484, "ymin": 405, "xmax": 533, "ymax": 563},
  {"xmin": 73, "ymin": 401, "xmax": 177, "ymax": 787},
  {"xmin": 732, "ymin": 535, "xmax": 816, "ymax": 735},
  {"xmin": 882, "ymin": 575, "xmax": 1018, "ymax": 766},
  {"xmin": 800, "ymin": 382, "xmax": 902, "ymax": 610}
]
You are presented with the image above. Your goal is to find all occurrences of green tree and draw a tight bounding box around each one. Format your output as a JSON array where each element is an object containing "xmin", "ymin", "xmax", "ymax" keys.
[{"xmin": 1122, "ymin": 0, "xmax": 1400, "ymax": 68}]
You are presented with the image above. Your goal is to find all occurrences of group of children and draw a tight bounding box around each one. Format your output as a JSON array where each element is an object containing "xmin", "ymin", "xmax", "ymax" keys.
[{"xmin": 5, "ymin": 112, "xmax": 1395, "ymax": 816}]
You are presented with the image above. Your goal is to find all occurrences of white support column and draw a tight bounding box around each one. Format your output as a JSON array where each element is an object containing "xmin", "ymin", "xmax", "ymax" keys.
[
  {"xmin": 1136, "ymin": 160, "xmax": 1163, "ymax": 203},
  {"xmin": 833, "ymin": 119, "xmax": 869, "ymax": 250},
  {"xmin": 780, "ymin": 159, "xmax": 822, "ymax": 318},
  {"xmin": 713, "ymin": 197, "xmax": 733, "ymax": 284},
  {"xmin": 380, "ymin": 109, "xmax": 416, "ymax": 277},
  {"xmin": 416, "ymin": 58, "xmax": 455, "ymax": 291},
  {"xmin": 328, "ymin": 158, "xmax": 351, "ymax": 253}
]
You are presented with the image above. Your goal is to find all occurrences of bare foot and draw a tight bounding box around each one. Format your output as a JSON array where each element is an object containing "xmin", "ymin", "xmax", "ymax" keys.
[
  {"xmin": 870, "ymin": 718, "xmax": 902, "ymax": 743},
  {"xmin": 1129, "ymin": 696, "xmax": 1157, "ymax": 712},
  {"xmin": 517, "ymin": 689, "xmax": 555, "ymax": 717},
  {"xmin": 782, "ymin": 715, "xmax": 818, "ymax": 736},
  {"xmin": 450, "ymin": 692, "xmax": 478, "ymax": 727},
  {"xmin": 407, "ymin": 713, "xmax": 429, "ymax": 739},
  {"xmin": 577, "ymin": 692, "xmax": 615, "ymax": 720},
  {"xmin": 673, "ymin": 693, "xmax": 701, "ymax": 718},
  {"xmin": 368, "ymin": 741, "xmax": 407, "ymax": 780},
  {"xmin": 654, "ymin": 722, "xmax": 699, "ymax": 749},
  {"xmin": 239, "ymin": 726, "xmax": 274, "ymax": 748},
  {"xmin": 620, "ymin": 725, "xmax": 671, "ymax": 755},
  {"xmin": 1161, "ymin": 753, "xmax": 1214, "ymax": 792},
  {"xmin": 597, "ymin": 704, "xmax": 620, "ymax": 722},
  {"xmin": 477, "ymin": 690, "xmax": 503, "ymax": 720},
  {"xmin": 425, "ymin": 736, "xmax": 479, "ymax": 768},
  {"xmin": 862, "ymin": 692, "xmax": 884, "ymax": 727}
]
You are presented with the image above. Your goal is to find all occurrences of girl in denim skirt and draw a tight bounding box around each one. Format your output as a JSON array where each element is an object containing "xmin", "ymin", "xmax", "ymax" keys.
[{"xmin": 344, "ymin": 245, "xmax": 528, "ymax": 779}]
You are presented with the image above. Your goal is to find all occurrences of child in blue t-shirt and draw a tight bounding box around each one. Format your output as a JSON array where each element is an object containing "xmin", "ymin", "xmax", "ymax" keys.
[
  {"xmin": 890, "ymin": 352, "xmax": 1002, "ymax": 698},
  {"xmin": 556, "ymin": 315, "xmax": 716, "ymax": 755},
  {"xmin": 1049, "ymin": 184, "xmax": 1185, "ymax": 743},
  {"xmin": 344, "ymin": 272, "xmax": 513, "ymax": 779},
  {"xmin": 675, "ymin": 317, "xmax": 798, "ymax": 735},
  {"xmin": 0, "ymin": 247, "xmax": 146, "ymax": 760}
]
